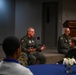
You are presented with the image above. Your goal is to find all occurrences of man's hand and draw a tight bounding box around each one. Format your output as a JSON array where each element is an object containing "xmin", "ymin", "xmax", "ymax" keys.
[
  {"xmin": 40, "ymin": 45, "xmax": 46, "ymax": 51},
  {"xmin": 28, "ymin": 48, "xmax": 36, "ymax": 52}
]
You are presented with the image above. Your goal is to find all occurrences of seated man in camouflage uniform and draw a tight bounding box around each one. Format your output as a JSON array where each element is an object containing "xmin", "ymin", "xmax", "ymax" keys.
[
  {"xmin": 20, "ymin": 27, "xmax": 46, "ymax": 65},
  {"xmin": 57, "ymin": 28, "xmax": 71, "ymax": 54}
]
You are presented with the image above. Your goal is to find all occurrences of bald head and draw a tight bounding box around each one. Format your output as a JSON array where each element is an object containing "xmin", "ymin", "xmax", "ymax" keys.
[{"xmin": 64, "ymin": 28, "xmax": 70, "ymax": 35}]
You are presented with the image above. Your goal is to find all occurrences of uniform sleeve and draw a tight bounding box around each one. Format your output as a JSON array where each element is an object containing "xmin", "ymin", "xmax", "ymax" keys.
[
  {"xmin": 58, "ymin": 36, "xmax": 70, "ymax": 50},
  {"xmin": 20, "ymin": 38, "xmax": 29, "ymax": 53},
  {"xmin": 34, "ymin": 38, "xmax": 41, "ymax": 52}
]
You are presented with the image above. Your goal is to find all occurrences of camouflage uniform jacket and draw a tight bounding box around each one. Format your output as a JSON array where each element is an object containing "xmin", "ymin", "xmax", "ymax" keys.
[
  {"xmin": 57, "ymin": 34, "xmax": 71, "ymax": 53},
  {"xmin": 21, "ymin": 35, "xmax": 41, "ymax": 54}
]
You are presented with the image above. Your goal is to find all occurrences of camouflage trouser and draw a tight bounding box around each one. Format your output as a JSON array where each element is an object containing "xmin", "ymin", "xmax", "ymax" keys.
[{"xmin": 18, "ymin": 52, "xmax": 28, "ymax": 66}]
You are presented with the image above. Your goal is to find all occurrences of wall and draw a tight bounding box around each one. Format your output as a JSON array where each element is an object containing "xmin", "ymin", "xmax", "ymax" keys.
[
  {"xmin": 0, "ymin": 0, "xmax": 76, "ymax": 45},
  {"xmin": 15, "ymin": 0, "xmax": 43, "ymax": 44},
  {"xmin": 62, "ymin": 0, "xmax": 76, "ymax": 33},
  {"xmin": 0, "ymin": 0, "xmax": 15, "ymax": 44},
  {"xmin": 15, "ymin": 0, "xmax": 62, "ymax": 44}
]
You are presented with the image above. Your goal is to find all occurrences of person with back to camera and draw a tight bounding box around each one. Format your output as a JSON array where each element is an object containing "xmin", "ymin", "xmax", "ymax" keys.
[
  {"xmin": 21, "ymin": 27, "xmax": 46, "ymax": 65},
  {"xmin": 57, "ymin": 28, "xmax": 71, "ymax": 54},
  {"xmin": 0, "ymin": 36, "xmax": 33, "ymax": 75}
]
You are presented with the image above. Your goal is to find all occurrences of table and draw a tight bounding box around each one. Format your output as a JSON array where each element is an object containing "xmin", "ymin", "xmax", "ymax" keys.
[{"xmin": 27, "ymin": 64, "xmax": 76, "ymax": 75}]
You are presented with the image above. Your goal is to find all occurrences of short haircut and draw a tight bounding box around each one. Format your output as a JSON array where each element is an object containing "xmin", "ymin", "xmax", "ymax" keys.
[
  {"xmin": 71, "ymin": 37, "xmax": 76, "ymax": 46},
  {"xmin": 27, "ymin": 27, "xmax": 34, "ymax": 32},
  {"xmin": 2, "ymin": 36, "xmax": 20, "ymax": 57}
]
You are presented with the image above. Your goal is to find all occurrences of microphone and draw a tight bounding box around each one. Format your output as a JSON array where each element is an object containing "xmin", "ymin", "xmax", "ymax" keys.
[{"xmin": 66, "ymin": 14, "xmax": 70, "ymax": 20}]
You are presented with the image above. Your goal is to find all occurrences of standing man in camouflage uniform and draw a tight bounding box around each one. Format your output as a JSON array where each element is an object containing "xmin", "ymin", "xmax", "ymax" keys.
[
  {"xmin": 21, "ymin": 27, "xmax": 46, "ymax": 65},
  {"xmin": 57, "ymin": 28, "xmax": 71, "ymax": 54}
]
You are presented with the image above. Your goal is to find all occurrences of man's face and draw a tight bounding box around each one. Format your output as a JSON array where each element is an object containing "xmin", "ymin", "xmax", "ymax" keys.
[
  {"xmin": 65, "ymin": 28, "xmax": 70, "ymax": 36},
  {"xmin": 28, "ymin": 29, "xmax": 35, "ymax": 38},
  {"xmin": 69, "ymin": 40, "xmax": 74, "ymax": 48}
]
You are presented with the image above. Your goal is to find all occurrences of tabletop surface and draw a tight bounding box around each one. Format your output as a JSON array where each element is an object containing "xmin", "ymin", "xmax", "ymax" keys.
[{"xmin": 27, "ymin": 64, "xmax": 76, "ymax": 75}]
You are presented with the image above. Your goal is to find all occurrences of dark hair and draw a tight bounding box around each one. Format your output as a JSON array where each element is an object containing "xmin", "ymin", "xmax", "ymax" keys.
[
  {"xmin": 71, "ymin": 37, "xmax": 76, "ymax": 46},
  {"xmin": 2, "ymin": 36, "xmax": 20, "ymax": 57}
]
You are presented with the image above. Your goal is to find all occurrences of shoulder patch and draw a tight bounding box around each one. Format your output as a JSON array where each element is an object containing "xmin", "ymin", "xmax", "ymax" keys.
[
  {"xmin": 21, "ymin": 39, "xmax": 24, "ymax": 42},
  {"xmin": 60, "ymin": 37, "xmax": 63, "ymax": 40}
]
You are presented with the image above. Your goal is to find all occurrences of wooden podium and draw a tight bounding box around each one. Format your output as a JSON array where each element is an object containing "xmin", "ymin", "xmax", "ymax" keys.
[{"xmin": 63, "ymin": 20, "xmax": 76, "ymax": 37}]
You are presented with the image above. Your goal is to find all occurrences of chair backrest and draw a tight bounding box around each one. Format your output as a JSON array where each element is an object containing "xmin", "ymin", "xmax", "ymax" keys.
[{"xmin": 18, "ymin": 52, "xmax": 28, "ymax": 66}]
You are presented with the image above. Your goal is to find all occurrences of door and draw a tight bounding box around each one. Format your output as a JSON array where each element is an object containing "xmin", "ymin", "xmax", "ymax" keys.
[{"xmin": 42, "ymin": 2, "xmax": 58, "ymax": 49}]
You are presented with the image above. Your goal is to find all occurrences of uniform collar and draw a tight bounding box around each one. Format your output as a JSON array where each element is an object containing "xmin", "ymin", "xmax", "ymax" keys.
[{"xmin": 3, "ymin": 58, "xmax": 18, "ymax": 63}]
